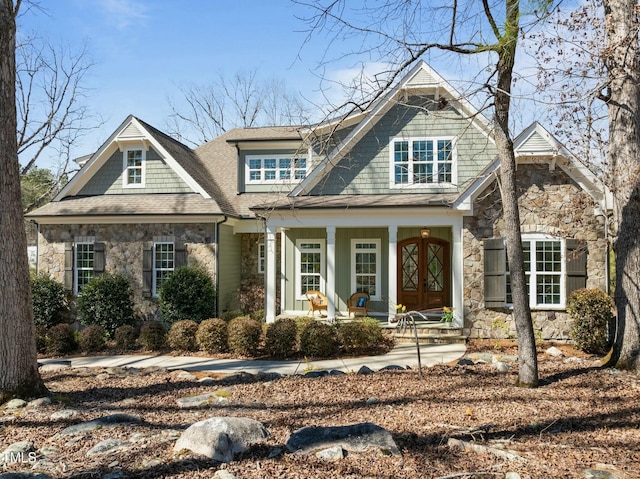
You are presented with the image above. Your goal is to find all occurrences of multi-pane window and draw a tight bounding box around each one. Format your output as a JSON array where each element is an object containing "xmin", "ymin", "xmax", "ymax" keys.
[
  {"xmin": 153, "ymin": 242, "xmax": 174, "ymax": 296},
  {"xmin": 352, "ymin": 240, "xmax": 380, "ymax": 299},
  {"xmin": 124, "ymin": 149, "xmax": 144, "ymax": 187},
  {"xmin": 75, "ymin": 242, "xmax": 94, "ymax": 293},
  {"xmin": 391, "ymin": 137, "xmax": 454, "ymax": 186},
  {"xmin": 258, "ymin": 243, "xmax": 266, "ymax": 274},
  {"xmin": 247, "ymin": 156, "xmax": 307, "ymax": 184},
  {"xmin": 296, "ymin": 240, "xmax": 324, "ymax": 297}
]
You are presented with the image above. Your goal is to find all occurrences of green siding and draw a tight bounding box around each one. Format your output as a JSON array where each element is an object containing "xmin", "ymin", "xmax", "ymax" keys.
[
  {"xmin": 217, "ymin": 223, "xmax": 242, "ymax": 312},
  {"xmin": 79, "ymin": 147, "xmax": 193, "ymax": 195}
]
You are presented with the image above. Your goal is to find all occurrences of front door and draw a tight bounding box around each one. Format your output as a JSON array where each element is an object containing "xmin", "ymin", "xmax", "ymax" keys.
[{"xmin": 398, "ymin": 237, "xmax": 450, "ymax": 311}]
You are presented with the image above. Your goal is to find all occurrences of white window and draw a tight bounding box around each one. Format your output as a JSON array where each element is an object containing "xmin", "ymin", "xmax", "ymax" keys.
[
  {"xmin": 123, "ymin": 148, "xmax": 145, "ymax": 188},
  {"xmin": 296, "ymin": 239, "xmax": 325, "ymax": 298},
  {"xmin": 351, "ymin": 239, "xmax": 380, "ymax": 300},
  {"xmin": 258, "ymin": 243, "xmax": 266, "ymax": 274},
  {"xmin": 74, "ymin": 241, "xmax": 94, "ymax": 294},
  {"xmin": 153, "ymin": 242, "xmax": 174, "ymax": 296},
  {"xmin": 506, "ymin": 235, "xmax": 565, "ymax": 308},
  {"xmin": 390, "ymin": 137, "xmax": 455, "ymax": 187},
  {"xmin": 246, "ymin": 155, "xmax": 307, "ymax": 184}
]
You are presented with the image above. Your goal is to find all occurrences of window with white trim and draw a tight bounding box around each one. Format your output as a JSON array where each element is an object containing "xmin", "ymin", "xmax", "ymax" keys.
[
  {"xmin": 123, "ymin": 148, "xmax": 145, "ymax": 187},
  {"xmin": 506, "ymin": 236, "xmax": 564, "ymax": 307},
  {"xmin": 258, "ymin": 243, "xmax": 266, "ymax": 274},
  {"xmin": 75, "ymin": 241, "xmax": 94, "ymax": 294},
  {"xmin": 153, "ymin": 242, "xmax": 174, "ymax": 296},
  {"xmin": 390, "ymin": 137, "xmax": 454, "ymax": 186},
  {"xmin": 296, "ymin": 240, "xmax": 325, "ymax": 298},
  {"xmin": 351, "ymin": 239, "xmax": 380, "ymax": 299},
  {"xmin": 246, "ymin": 155, "xmax": 307, "ymax": 184}
]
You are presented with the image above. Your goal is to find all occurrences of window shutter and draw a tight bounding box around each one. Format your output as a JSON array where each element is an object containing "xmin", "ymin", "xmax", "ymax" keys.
[
  {"xmin": 175, "ymin": 241, "xmax": 187, "ymax": 269},
  {"xmin": 142, "ymin": 243, "xmax": 153, "ymax": 298},
  {"xmin": 93, "ymin": 242, "xmax": 105, "ymax": 275},
  {"xmin": 566, "ymin": 239, "xmax": 587, "ymax": 298},
  {"xmin": 484, "ymin": 238, "xmax": 506, "ymax": 308},
  {"xmin": 64, "ymin": 242, "xmax": 74, "ymax": 293}
]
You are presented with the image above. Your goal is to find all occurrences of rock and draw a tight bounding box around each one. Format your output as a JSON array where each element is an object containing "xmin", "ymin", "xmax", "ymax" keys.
[
  {"xmin": 2, "ymin": 441, "xmax": 35, "ymax": 455},
  {"xmin": 27, "ymin": 397, "xmax": 51, "ymax": 408},
  {"xmin": 328, "ymin": 369, "xmax": 347, "ymax": 376},
  {"xmin": 457, "ymin": 358, "xmax": 475, "ymax": 366},
  {"xmin": 50, "ymin": 409, "xmax": 78, "ymax": 420},
  {"xmin": 174, "ymin": 416, "xmax": 270, "ymax": 462},
  {"xmin": 582, "ymin": 468, "xmax": 620, "ymax": 479},
  {"xmin": 38, "ymin": 360, "xmax": 71, "ymax": 373},
  {"xmin": 0, "ymin": 474, "xmax": 53, "ymax": 479},
  {"xmin": 173, "ymin": 370, "xmax": 197, "ymax": 381},
  {"xmin": 256, "ymin": 372, "xmax": 282, "ymax": 381},
  {"xmin": 305, "ymin": 370, "xmax": 328, "ymax": 378},
  {"xmin": 55, "ymin": 413, "xmax": 141, "ymax": 437},
  {"xmin": 198, "ymin": 377, "xmax": 215, "ymax": 385},
  {"xmin": 102, "ymin": 473, "xmax": 125, "ymax": 479},
  {"xmin": 38, "ymin": 447, "xmax": 60, "ymax": 458},
  {"xmin": 140, "ymin": 366, "xmax": 168, "ymax": 375},
  {"xmin": 1, "ymin": 442, "xmax": 36, "ymax": 465},
  {"xmin": 268, "ymin": 447, "xmax": 283, "ymax": 458},
  {"xmin": 213, "ymin": 470, "xmax": 237, "ymax": 479},
  {"xmin": 545, "ymin": 346, "xmax": 564, "ymax": 357},
  {"xmin": 5, "ymin": 399, "xmax": 27, "ymax": 409},
  {"xmin": 365, "ymin": 397, "xmax": 377, "ymax": 405},
  {"xmin": 315, "ymin": 445, "xmax": 345, "ymax": 460},
  {"xmin": 176, "ymin": 393, "xmax": 218, "ymax": 409},
  {"xmin": 86, "ymin": 439, "xmax": 130, "ymax": 456},
  {"xmin": 493, "ymin": 361, "xmax": 510, "ymax": 373},
  {"xmin": 357, "ymin": 366, "xmax": 374, "ymax": 375},
  {"xmin": 379, "ymin": 365, "xmax": 405, "ymax": 371},
  {"xmin": 286, "ymin": 422, "xmax": 401, "ymax": 456},
  {"xmin": 505, "ymin": 473, "xmax": 521, "ymax": 479}
]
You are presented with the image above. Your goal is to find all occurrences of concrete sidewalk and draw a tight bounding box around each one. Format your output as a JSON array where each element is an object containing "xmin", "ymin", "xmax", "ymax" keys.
[{"xmin": 40, "ymin": 343, "xmax": 466, "ymax": 376}]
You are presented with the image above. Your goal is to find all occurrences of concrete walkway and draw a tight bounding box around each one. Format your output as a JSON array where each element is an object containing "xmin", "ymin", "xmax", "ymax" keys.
[{"xmin": 40, "ymin": 343, "xmax": 466, "ymax": 376}]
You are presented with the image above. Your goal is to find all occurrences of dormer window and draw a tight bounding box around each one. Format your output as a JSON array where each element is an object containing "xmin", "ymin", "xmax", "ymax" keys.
[
  {"xmin": 390, "ymin": 137, "xmax": 455, "ymax": 187},
  {"xmin": 246, "ymin": 155, "xmax": 307, "ymax": 184},
  {"xmin": 123, "ymin": 148, "xmax": 145, "ymax": 188}
]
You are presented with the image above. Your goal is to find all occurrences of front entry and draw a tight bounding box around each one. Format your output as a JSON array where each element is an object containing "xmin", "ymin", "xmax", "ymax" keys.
[{"xmin": 398, "ymin": 237, "xmax": 451, "ymax": 311}]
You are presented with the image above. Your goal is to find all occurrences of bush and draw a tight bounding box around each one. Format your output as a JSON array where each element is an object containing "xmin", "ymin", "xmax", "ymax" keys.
[
  {"xmin": 338, "ymin": 317, "xmax": 384, "ymax": 354},
  {"xmin": 568, "ymin": 288, "xmax": 614, "ymax": 355},
  {"xmin": 168, "ymin": 320, "xmax": 199, "ymax": 352},
  {"xmin": 299, "ymin": 321, "xmax": 339, "ymax": 358},
  {"xmin": 196, "ymin": 318, "xmax": 228, "ymax": 354},
  {"xmin": 227, "ymin": 317, "xmax": 262, "ymax": 357},
  {"xmin": 35, "ymin": 325, "xmax": 48, "ymax": 354},
  {"xmin": 114, "ymin": 325, "xmax": 138, "ymax": 350},
  {"xmin": 46, "ymin": 323, "xmax": 77, "ymax": 355},
  {"xmin": 221, "ymin": 310, "xmax": 244, "ymax": 322},
  {"xmin": 264, "ymin": 318, "xmax": 298, "ymax": 358},
  {"xmin": 138, "ymin": 321, "xmax": 167, "ymax": 351},
  {"xmin": 76, "ymin": 273, "xmax": 135, "ymax": 338},
  {"xmin": 78, "ymin": 325, "xmax": 106, "ymax": 353},
  {"xmin": 159, "ymin": 266, "xmax": 216, "ymax": 323},
  {"xmin": 31, "ymin": 274, "xmax": 68, "ymax": 328}
]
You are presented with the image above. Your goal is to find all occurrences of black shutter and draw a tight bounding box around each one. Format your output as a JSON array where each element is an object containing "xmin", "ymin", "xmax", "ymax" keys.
[
  {"xmin": 175, "ymin": 240, "xmax": 187, "ymax": 269},
  {"xmin": 64, "ymin": 242, "xmax": 74, "ymax": 293},
  {"xmin": 142, "ymin": 243, "xmax": 153, "ymax": 298},
  {"xmin": 566, "ymin": 239, "xmax": 587, "ymax": 298},
  {"xmin": 93, "ymin": 242, "xmax": 105, "ymax": 275},
  {"xmin": 484, "ymin": 238, "xmax": 506, "ymax": 308}
]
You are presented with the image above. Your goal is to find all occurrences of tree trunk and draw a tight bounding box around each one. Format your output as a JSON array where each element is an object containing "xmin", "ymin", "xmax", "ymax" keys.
[
  {"xmin": 0, "ymin": 0, "xmax": 47, "ymax": 402},
  {"xmin": 602, "ymin": 0, "xmax": 640, "ymax": 372},
  {"xmin": 494, "ymin": 0, "xmax": 539, "ymax": 386}
]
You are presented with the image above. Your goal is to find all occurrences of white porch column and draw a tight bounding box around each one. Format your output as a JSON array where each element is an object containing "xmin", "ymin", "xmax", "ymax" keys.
[
  {"xmin": 265, "ymin": 225, "xmax": 277, "ymax": 323},
  {"xmin": 387, "ymin": 225, "xmax": 398, "ymax": 324},
  {"xmin": 280, "ymin": 228, "xmax": 287, "ymax": 319},
  {"xmin": 452, "ymin": 218, "xmax": 464, "ymax": 327},
  {"xmin": 326, "ymin": 226, "xmax": 336, "ymax": 320}
]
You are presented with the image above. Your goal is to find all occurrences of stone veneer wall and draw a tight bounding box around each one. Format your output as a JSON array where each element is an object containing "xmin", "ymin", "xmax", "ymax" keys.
[
  {"xmin": 463, "ymin": 163, "xmax": 608, "ymax": 340},
  {"xmin": 37, "ymin": 223, "xmax": 217, "ymax": 318},
  {"xmin": 240, "ymin": 233, "xmax": 281, "ymax": 314}
]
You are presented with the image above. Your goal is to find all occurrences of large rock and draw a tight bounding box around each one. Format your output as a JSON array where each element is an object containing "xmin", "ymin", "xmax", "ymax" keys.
[
  {"xmin": 54, "ymin": 413, "xmax": 141, "ymax": 437},
  {"xmin": 285, "ymin": 422, "xmax": 401, "ymax": 456},
  {"xmin": 174, "ymin": 417, "xmax": 270, "ymax": 462}
]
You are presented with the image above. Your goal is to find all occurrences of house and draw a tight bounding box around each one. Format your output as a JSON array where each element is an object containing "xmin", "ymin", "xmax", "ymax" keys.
[{"xmin": 27, "ymin": 61, "xmax": 611, "ymax": 339}]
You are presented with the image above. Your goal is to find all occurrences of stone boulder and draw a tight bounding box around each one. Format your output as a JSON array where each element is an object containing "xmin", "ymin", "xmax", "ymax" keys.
[{"xmin": 174, "ymin": 417, "xmax": 270, "ymax": 463}]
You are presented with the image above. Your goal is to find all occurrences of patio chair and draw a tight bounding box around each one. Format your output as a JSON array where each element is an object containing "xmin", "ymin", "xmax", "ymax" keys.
[
  {"xmin": 348, "ymin": 292, "xmax": 370, "ymax": 317},
  {"xmin": 306, "ymin": 290, "xmax": 328, "ymax": 317}
]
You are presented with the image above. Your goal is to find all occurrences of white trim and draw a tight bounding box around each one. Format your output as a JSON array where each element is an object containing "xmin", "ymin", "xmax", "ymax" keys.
[
  {"xmin": 258, "ymin": 242, "xmax": 266, "ymax": 274},
  {"xmin": 351, "ymin": 239, "xmax": 381, "ymax": 300},
  {"xmin": 245, "ymin": 154, "xmax": 307, "ymax": 185},
  {"xmin": 122, "ymin": 147, "xmax": 146, "ymax": 188},
  {"xmin": 152, "ymin": 241, "xmax": 175, "ymax": 298},
  {"xmin": 74, "ymin": 239, "xmax": 95, "ymax": 295},
  {"xmin": 295, "ymin": 239, "xmax": 326, "ymax": 300},
  {"xmin": 388, "ymin": 136, "xmax": 457, "ymax": 188}
]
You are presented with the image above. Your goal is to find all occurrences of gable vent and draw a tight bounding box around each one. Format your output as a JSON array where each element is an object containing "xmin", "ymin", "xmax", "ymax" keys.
[
  {"xmin": 406, "ymin": 68, "xmax": 438, "ymax": 87},
  {"xmin": 119, "ymin": 122, "xmax": 144, "ymax": 139},
  {"xmin": 518, "ymin": 132, "xmax": 549, "ymax": 153}
]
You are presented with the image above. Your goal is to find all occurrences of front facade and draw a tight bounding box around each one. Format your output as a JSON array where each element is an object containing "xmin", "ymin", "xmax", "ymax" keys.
[{"xmin": 28, "ymin": 62, "xmax": 610, "ymax": 338}]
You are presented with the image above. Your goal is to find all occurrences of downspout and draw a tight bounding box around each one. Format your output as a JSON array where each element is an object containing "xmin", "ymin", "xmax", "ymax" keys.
[{"xmin": 214, "ymin": 215, "xmax": 228, "ymax": 318}]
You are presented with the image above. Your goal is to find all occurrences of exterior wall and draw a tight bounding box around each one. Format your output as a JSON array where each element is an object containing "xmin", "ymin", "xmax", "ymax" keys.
[
  {"xmin": 463, "ymin": 163, "xmax": 608, "ymax": 340},
  {"xmin": 240, "ymin": 233, "xmax": 281, "ymax": 314},
  {"xmin": 36, "ymin": 222, "xmax": 217, "ymax": 318},
  {"xmin": 217, "ymin": 223, "xmax": 242, "ymax": 313}
]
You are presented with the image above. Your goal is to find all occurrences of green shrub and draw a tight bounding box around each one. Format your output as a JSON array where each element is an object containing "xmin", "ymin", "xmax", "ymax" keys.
[
  {"xmin": 568, "ymin": 288, "xmax": 614, "ymax": 355},
  {"xmin": 196, "ymin": 318, "xmax": 228, "ymax": 354},
  {"xmin": 264, "ymin": 318, "xmax": 298, "ymax": 358},
  {"xmin": 158, "ymin": 266, "xmax": 216, "ymax": 323},
  {"xmin": 76, "ymin": 273, "xmax": 135, "ymax": 338},
  {"xmin": 168, "ymin": 320, "xmax": 199, "ymax": 352},
  {"xmin": 338, "ymin": 317, "xmax": 384, "ymax": 354},
  {"xmin": 31, "ymin": 274, "xmax": 68, "ymax": 328},
  {"xmin": 138, "ymin": 321, "xmax": 167, "ymax": 351},
  {"xmin": 227, "ymin": 317, "xmax": 262, "ymax": 357},
  {"xmin": 46, "ymin": 323, "xmax": 78, "ymax": 355},
  {"xmin": 35, "ymin": 325, "xmax": 48, "ymax": 354},
  {"xmin": 114, "ymin": 325, "xmax": 138, "ymax": 350},
  {"xmin": 78, "ymin": 325, "xmax": 106, "ymax": 353},
  {"xmin": 299, "ymin": 321, "xmax": 339, "ymax": 358},
  {"xmin": 221, "ymin": 310, "xmax": 244, "ymax": 322}
]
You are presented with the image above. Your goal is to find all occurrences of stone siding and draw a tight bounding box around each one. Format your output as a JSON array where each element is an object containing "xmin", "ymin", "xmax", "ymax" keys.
[
  {"xmin": 240, "ymin": 233, "xmax": 281, "ymax": 314},
  {"xmin": 463, "ymin": 163, "xmax": 608, "ymax": 340}
]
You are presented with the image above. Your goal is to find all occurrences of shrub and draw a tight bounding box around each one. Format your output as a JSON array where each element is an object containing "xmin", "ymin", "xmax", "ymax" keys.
[
  {"xmin": 35, "ymin": 325, "xmax": 48, "ymax": 354},
  {"xmin": 568, "ymin": 288, "xmax": 614, "ymax": 355},
  {"xmin": 227, "ymin": 317, "xmax": 262, "ymax": 357},
  {"xmin": 45, "ymin": 323, "xmax": 77, "ymax": 355},
  {"xmin": 78, "ymin": 325, "xmax": 106, "ymax": 353},
  {"xmin": 338, "ymin": 317, "xmax": 384, "ymax": 354},
  {"xmin": 299, "ymin": 321, "xmax": 339, "ymax": 358},
  {"xmin": 158, "ymin": 266, "xmax": 216, "ymax": 323},
  {"xmin": 138, "ymin": 321, "xmax": 167, "ymax": 351},
  {"xmin": 114, "ymin": 325, "xmax": 138, "ymax": 350},
  {"xmin": 196, "ymin": 318, "xmax": 228, "ymax": 354},
  {"xmin": 31, "ymin": 274, "xmax": 68, "ymax": 328},
  {"xmin": 221, "ymin": 310, "xmax": 244, "ymax": 322},
  {"xmin": 168, "ymin": 320, "xmax": 199, "ymax": 352},
  {"xmin": 76, "ymin": 273, "xmax": 135, "ymax": 338},
  {"xmin": 264, "ymin": 318, "xmax": 298, "ymax": 358}
]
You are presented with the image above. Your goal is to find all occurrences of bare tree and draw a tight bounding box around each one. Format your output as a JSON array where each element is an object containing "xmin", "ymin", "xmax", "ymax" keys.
[{"xmin": 0, "ymin": 0, "xmax": 48, "ymax": 402}]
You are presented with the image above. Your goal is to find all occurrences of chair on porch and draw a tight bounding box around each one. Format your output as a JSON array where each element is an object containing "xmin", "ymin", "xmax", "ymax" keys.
[
  {"xmin": 348, "ymin": 292, "xmax": 370, "ymax": 317},
  {"xmin": 306, "ymin": 290, "xmax": 328, "ymax": 317}
]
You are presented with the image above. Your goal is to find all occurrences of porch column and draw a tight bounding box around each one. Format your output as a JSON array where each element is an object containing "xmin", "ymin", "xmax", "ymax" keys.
[
  {"xmin": 265, "ymin": 225, "xmax": 277, "ymax": 323},
  {"xmin": 280, "ymin": 228, "xmax": 287, "ymax": 320},
  {"xmin": 387, "ymin": 225, "xmax": 398, "ymax": 325},
  {"xmin": 326, "ymin": 226, "xmax": 336, "ymax": 320},
  {"xmin": 452, "ymin": 218, "xmax": 464, "ymax": 328}
]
